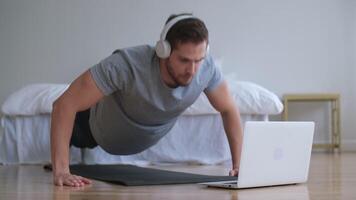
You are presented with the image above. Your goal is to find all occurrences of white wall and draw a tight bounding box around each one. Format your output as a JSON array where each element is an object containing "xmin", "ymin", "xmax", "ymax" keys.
[
  {"xmin": 352, "ymin": 0, "xmax": 356, "ymax": 149},
  {"xmin": 0, "ymin": 0, "xmax": 355, "ymax": 149}
]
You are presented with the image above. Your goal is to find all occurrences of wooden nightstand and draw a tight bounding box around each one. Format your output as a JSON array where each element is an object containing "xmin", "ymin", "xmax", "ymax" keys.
[{"xmin": 282, "ymin": 93, "xmax": 341, "ymax": 151}]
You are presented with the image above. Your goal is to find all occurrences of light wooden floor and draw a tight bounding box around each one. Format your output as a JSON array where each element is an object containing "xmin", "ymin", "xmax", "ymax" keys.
[{"xmin": 0, "ymin": 152, "xmax": 355, "ymax": 200}]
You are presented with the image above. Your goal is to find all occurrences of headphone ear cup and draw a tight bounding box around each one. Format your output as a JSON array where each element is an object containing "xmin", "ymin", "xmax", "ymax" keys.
[{"xmin": 155, "ymin": 40, "xmax": 171, "ymax": 59}]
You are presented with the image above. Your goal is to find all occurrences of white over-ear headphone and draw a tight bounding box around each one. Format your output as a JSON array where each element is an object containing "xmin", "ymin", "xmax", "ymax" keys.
[{"xmin": 155, "ymin": 15, "xmax": 195, "ymax": 59}]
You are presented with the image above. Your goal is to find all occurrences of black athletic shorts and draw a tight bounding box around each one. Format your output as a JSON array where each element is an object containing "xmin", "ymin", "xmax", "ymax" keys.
[{"xmin": 70, "ymin": 109, "xmax": 98, "ymax": 149}]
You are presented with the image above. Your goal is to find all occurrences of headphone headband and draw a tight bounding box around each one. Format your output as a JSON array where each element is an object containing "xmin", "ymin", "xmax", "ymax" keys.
[
  {"xmin": 160, "ymin": 15, "xmax": 195, "ymax": 41},
  {"xmin": 155, "ymin": 14, "xmax": 201, "ymax": 59}
]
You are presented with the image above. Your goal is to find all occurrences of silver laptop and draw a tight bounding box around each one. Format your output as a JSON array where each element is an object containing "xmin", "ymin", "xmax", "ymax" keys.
[{"xmin": 201, "ymin": 121, "xmax": 315, "ymax": 189}]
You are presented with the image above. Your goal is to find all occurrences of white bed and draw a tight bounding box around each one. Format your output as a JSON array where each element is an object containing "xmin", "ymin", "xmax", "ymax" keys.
[{"xmin": 0, "ymin": 80, "xmax": 283, "ymax": 165}]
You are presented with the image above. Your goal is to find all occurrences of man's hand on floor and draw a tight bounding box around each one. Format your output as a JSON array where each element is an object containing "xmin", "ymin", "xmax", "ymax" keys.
[
  {"xmin": 54, "ymin": 172, "xmax": 92, "ymax": 187},
  {"xmin": 229, "ymin": 168, "xmax": 239, "ymax": 177}
]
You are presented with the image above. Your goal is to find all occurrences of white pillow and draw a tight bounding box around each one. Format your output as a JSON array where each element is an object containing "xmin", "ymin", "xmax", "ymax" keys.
[
  {"xmin": 182, "ymin": 80, "xmax": 283, "ymax": 115},
  {"xmin": 1, "ymin": 84, "xmax": 69, "ymax": 116},
  {"xmin": 1, "ymin": 81, "xmax": 283, "ymax": 116}
]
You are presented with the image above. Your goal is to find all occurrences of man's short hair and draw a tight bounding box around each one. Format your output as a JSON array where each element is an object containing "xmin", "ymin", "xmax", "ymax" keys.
[{"xmin": 165, "ymin": 13, "xmax": 209, "ymax": 50}]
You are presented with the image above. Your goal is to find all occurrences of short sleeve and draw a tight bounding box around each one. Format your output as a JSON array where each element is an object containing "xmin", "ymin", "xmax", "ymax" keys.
[
  {"xmin": 203, "ymin": 60, "xmax": 224, "ymax": 93},
  {"xmin": 90, "ymin": 53, "xmax": 131, "ymax": 95}
]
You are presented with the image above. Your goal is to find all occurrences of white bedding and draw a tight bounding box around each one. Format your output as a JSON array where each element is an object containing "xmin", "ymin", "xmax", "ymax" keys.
[
  {"xmin": 0, "ymin": 80, "xmax": 282, "ymax": 165},
  {"xmin": 0, "ymin": 115, "xmax": 82, "ymax": 164},
  {"xmin": 0, "ymin": 114, "xmax": 267, "ymax": 165},
  {"xmin": 1, "ymin": 81, "xmax": 283, "ymax": 116}
]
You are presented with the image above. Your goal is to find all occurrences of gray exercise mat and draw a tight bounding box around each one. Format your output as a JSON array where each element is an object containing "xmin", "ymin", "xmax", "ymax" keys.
[{"xmin": 70, "ymin": 164, "xmax": 237, "ymax": 186}]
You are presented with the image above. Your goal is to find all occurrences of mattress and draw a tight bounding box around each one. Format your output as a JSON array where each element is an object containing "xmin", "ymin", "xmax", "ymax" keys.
[
  {"xmin": 0, "ymin": 80, "xmax": 281, "ymax": 165},
  {"xmin": 0, "ymin": 114, "xmax": 82, "ymax": 164},
  {"xmin": 0, "ymin": 113, "xmax": 267, "ymax": 165}
]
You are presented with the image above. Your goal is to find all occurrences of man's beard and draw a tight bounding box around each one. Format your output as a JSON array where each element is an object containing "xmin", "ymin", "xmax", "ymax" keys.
[{"xmin": 166, "ymin": 62, "xmax": 193, "ymax": 87}]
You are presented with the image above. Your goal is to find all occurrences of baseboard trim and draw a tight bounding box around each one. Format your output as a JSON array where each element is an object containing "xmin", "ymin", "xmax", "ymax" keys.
[
  {"xmin": 341, "ymin": 140, "xmax": 356, "ymax": 152},
  {"xmin": 311, "ymin": 140, "xmax": 356, "ymax": 152}
]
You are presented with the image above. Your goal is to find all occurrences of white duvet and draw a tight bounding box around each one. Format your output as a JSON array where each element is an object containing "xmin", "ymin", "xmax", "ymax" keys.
[
  {"xmin": 0, "ymin": 80, "xmax": 283, "ymax": 165},
  {"xmin": 1, "ymin": 80, "xmax": 283, "ymax": 116}
]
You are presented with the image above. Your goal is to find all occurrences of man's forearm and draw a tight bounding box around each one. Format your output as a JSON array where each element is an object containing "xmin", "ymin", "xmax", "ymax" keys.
[
  {"xmin": 221, "ymin": 107, "xmax": 243, "ymax": 170},
  {"xmin": 50, "ymin": 101, "xmax": 76, "ymax": 175}
]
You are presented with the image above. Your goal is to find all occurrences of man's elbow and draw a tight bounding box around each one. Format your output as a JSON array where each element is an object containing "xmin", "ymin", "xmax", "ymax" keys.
[
  {"xmin": 219, "ymin": 103, "xmax": 239, "ymax": 117},
  {"xmin": 52, "ymin": 96, "xmax": 76, "ymax": 115}
]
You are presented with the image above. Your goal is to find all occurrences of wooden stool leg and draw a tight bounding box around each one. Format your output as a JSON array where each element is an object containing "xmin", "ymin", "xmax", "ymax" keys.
[
  {"xmin": 283, "ymin": 98, "xmax": 289, "ymax": 121},
  {"xmin": 331, "ymin": 100, "xmax": 336, "ymax": 152},
  {"xmin": 335, "ymin": 97, "xmax": 341, "ymax": 152},
  {"xmin": 331, "ymin": 98, "xmax": 341, "ymax": 152}
]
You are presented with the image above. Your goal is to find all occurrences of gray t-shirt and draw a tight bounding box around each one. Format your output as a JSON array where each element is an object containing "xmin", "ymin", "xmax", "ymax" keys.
[{"xmin": 89, "ymin": 45, "xmax": 223, "ymax": 155}]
